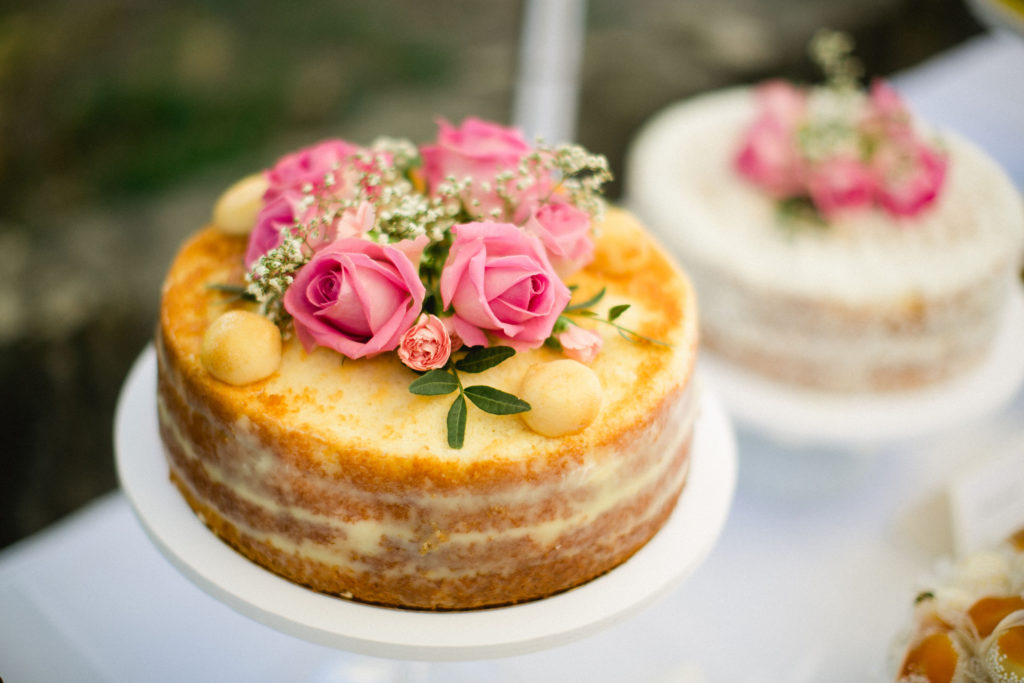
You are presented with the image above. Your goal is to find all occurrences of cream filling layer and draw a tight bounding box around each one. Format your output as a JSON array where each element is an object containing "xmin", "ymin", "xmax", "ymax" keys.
[{"xmin": 160, "ymin": 382, "xmax": 699, "ymax": 579}]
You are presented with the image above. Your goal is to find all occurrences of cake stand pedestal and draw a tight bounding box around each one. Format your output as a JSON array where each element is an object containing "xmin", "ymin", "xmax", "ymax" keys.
[
  {"xmin": 700, "ymin": 287, "xmax": 1024, "ymax": 449},
  {"xmin": 115, "ymin": 346, "xmax": 737, "ymax": 663}
]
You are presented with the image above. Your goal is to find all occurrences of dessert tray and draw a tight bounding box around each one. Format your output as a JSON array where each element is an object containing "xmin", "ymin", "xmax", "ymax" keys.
[
  {"xmin": 700, "ymin": 287, "xmax": 1024, "ymax": 447},
  {"xmin": 115, "ymin": 346, "xmax": 737, "ymax": 661}
]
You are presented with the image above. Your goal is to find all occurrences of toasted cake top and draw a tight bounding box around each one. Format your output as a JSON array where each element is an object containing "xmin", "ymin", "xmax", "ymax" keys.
[{"xmin": 159, "ymin": 208, "xmax": 698, "ymax": 465}]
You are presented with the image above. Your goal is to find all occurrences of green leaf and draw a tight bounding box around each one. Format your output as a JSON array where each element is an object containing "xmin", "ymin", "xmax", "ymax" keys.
[
  {"xmin": 608, "ymin": 304, "xmax": 630, "ymax": 321},
  {"xmin": 206, "ymin": 283, "xmax": 256, "ymax": 302},
  {"xmin": 564, "ymin": 287, "xmax": 606, "ymax": 312},
  {"xmin": 464, "ymin": 385, "xmax": 531, "ymax": 415},
  {"xmin": 409, "ymin": 369, "xmax": 458, "ymax": 395},
  {"xmin": 455, "ymin": 346, "xmax": 515, "ymax": 373},
  {"xmin": 447, "ymin": 393, "xmax": 467, "ymax": 449}
]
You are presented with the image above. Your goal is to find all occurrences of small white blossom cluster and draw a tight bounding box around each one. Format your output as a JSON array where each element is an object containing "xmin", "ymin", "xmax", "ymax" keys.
[
  {"xmin": 797, "ymin": 92, "xmax": 864, "ymax": 163},
  {"xmin": 241, "ymin": 134, "xmax": 612, "ymax": 327},
  {"xmin": 809, "ymin": 28, "xmax": 863, "ymax": 94},
  {"xmin": 245, "ymin": 233, "xmax": 307, "ymax": 322},
  {"xmin": 547, "ymin": 143, "xmax": 613, "ymax": 220}
]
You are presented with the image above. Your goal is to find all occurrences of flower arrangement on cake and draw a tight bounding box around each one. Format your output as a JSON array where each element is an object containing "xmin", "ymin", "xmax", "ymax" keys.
[
  {"xmin": 735, "ymin": 29, "xmax": 948, "ymax": 224},
  {"xmin": 160, "ymin": 117, "xmax": 700, "ymax": 609},
  {"xmin": 208, "ymin": 117, "xmax": 655, "ymax": 447}
]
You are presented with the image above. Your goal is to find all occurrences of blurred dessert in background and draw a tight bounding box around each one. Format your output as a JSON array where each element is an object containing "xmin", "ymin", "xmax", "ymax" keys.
[
  {"xmin": 626, "ymin": 30, "xmax": 1024, "ymax": 392},
  {"xmin": 892, "ymin": 528, "xmax": 1024, "ymax": 682}
]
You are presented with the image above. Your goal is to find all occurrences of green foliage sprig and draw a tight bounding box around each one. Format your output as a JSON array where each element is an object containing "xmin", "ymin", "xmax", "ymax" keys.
[
  {"xmin": 408, "ymin": 346, "xmax": 529, "ymax": 449},
  {"xmin": 559, "ymin": 287, "xmax": 671, "ymax": 347}
]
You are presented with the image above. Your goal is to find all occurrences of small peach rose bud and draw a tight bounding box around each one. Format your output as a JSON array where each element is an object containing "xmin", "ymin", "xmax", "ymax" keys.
[
  {"xmin": 212, "ymin": 173, "xmax": 269, "ymax": 235},
  {"xmin": 518, "ymin": 359, "xmax": 602, "ymax": 437},
  {"xmin": 398, "ymin": 314, "xmax": 452, "ymax": 371},
  {"xmin": 591, "ymin": 208, "xmax": 649, "ymax": 276},
  {"xmin": 555, "ymin": 323, "xmax": 602, "ymax": 364},
  {"xmin": 201, "ymin": 310, "xmax": 281, "ymax": 385}
]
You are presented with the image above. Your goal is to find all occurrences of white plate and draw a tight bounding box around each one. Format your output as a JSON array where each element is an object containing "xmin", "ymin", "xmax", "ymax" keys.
[
  {"xmin": 115, "ymin": 347, "xmax": 737, "ymax": 661},
  {"xmin": 701, "ymin": 287, "xmax": 1024, "ymax": 447}
]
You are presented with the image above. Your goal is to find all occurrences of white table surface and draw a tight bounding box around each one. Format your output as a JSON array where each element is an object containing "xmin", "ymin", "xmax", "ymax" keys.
[{"xmin": 2, "ymin": 31, "xmax": 1023, "ymax": 683}]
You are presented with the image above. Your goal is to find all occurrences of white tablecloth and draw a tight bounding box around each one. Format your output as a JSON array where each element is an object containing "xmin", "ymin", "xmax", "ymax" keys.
[{"xmin": 2, "ymin": 30, "xmax": 1023, "ymax": 683}]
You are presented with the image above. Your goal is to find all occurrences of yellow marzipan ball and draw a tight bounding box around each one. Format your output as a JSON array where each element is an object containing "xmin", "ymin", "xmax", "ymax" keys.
[
  {"xmin": 519, "ymin": 359, "xmax": 602, "ymax": 437},
  {"xmin": 201, "ymin": 310, "xmax": 281, "ymax": 386},
  {"xmin": 212, "ymin": 173, "xmax": 268, "ymax": 235},
  {"xmin": 591, "ymin": 207, "xmax": 650, "ymax": 276}
]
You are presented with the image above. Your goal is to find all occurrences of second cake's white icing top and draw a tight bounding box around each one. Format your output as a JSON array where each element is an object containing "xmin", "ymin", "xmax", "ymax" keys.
[{"xmin": 627, "ymin": 88, "xmax": 1024, "ymax": 305}]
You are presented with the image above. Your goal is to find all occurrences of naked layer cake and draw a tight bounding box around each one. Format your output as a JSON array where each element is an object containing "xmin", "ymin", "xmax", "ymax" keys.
[
  {"xmin": 156, "ymin": 118, "xmax": 701, "ymax": 610},
  {"xmin": 627, "ymin": 33, "xmax": 1024, "ymax": 392}
]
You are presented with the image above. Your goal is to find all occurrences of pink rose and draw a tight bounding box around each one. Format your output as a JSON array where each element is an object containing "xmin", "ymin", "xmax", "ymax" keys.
[
  {"xmin": 440, "ymin": 222, "xmax": 571, "ymax": 351},
  {"xmin": 398, "ymin": 314, "xmax": 452, "ymax": 371},
  {"xmin": 556, "ymin": 324, "xmax": 602, "ymax": 364},
  {"xmin": 806, "ymin": 157, "xmax": 876, "ymax": 216},
  {"xmin": 283, "ymin": 238, "xmax": 425, "ymax": 359},
  {"xmin": 757, "ymin": 80, "xmax": 808, "ymax": 129},
  {"xmin": 735, "ymin": 82, "xmax": 808, "ymax": 197},
  {"xmin": 872, "ymin": 139, "xmax": 947, "ymax": 217},
  {"xmin": 519, "ymin": 200, "xmax": 595, "ymax": 279},
  {"xmin": 735, "ymin": 118, "xmax": 805, "ymax": 197},
  {"xmin": 420, "ymin": 118, "xmax": 540, "ymax": 219},
  {"xmin": 244, "ymin": 198, "xmax": 375, "ymax": 269},
  {"xmin": 862, "ymin": 79, "xmax": 913, "ymax": 140},
  {"xmin": 264, "ymin": 139, "xmax": 362, "ymax": 201},
  {"xmin": 245, "ymin": 190, "xmax": 302, "ymax": 268}
]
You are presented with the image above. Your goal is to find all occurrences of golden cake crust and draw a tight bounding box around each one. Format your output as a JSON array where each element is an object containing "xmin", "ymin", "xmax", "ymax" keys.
[{"xmin": 156, "ymin": 208, "xmax": 700, "ymax": 609}]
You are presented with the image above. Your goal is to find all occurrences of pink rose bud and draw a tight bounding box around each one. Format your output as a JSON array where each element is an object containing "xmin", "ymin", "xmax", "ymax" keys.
[
  {"xmin": 398, "ymin": 314, "xmax": 452, "ymax": 371},
  {"xmin": 519, "ymin": 200, "xmax": 595, "ymax": 279},
  {"xmin": 872, "ymin": 140, "xmax": 947, "ymax": 217},
  {"xmin": 806, "ymin": 156, "xmax": 876, "ymax": 217},
  {"xmin": 440, "ymin": 222, "xmax": 571, "ymax": 351},
  {"xmin": 420, "ymin": 118, "xmax": 543, "ymax": 219},
  {"xmin": 556, "ymin": 324, "xmax": 602, "ymax": 364},
  {"xmin": 391, "ymin": 233, "xmax": 430, "ymax": 271},
  {"xmin": 283, "ymin": 238, "xmax": 425, "ymax": 359}
]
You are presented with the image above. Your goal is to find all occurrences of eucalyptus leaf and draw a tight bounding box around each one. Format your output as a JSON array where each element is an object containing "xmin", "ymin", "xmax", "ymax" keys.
[
  {"xmin": 455, "ymin": 346, "xmax": 515, "ymax": 373},
  {"xmin": 564, "ymin": 287, "xmax": 606, "ymax": 312},
  {"xmin": 608, "ymin": 304, "xmax": 630, "ymax": 321},
  {"xmin": 464, "ymin": 385, "xmax": 531, "ymax": 415},
  {"xmin": 409, "ymin": 369, "xmax": 458, "ymax": 395},
  {"xmin": 447, "ymin": 393, "xmax": 467, "ymax": 449}
]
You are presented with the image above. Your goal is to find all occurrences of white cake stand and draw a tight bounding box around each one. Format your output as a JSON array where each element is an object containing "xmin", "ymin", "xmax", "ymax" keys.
[
  {"xmin": 700, "ymin": 287, "xmax": 1024, "ymax": 448},
  {"xmin": 115, "ymin": 346, "xmax": 737, "ymax": 662}
]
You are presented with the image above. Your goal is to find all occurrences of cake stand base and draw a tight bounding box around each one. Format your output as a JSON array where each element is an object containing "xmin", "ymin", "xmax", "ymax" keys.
[
  {"xmin": 116, "ymin": 347, "xmax": 737, "ymax": 661},
  {"xmin": 700, "ymin": 287, "xmax": 1024, "ymax": 448}
]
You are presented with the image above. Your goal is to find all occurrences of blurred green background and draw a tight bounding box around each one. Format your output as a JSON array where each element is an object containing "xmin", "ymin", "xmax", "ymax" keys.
[{"xmin": 0, "ymin": 0, "xmax": 983, "ymax": 549}]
